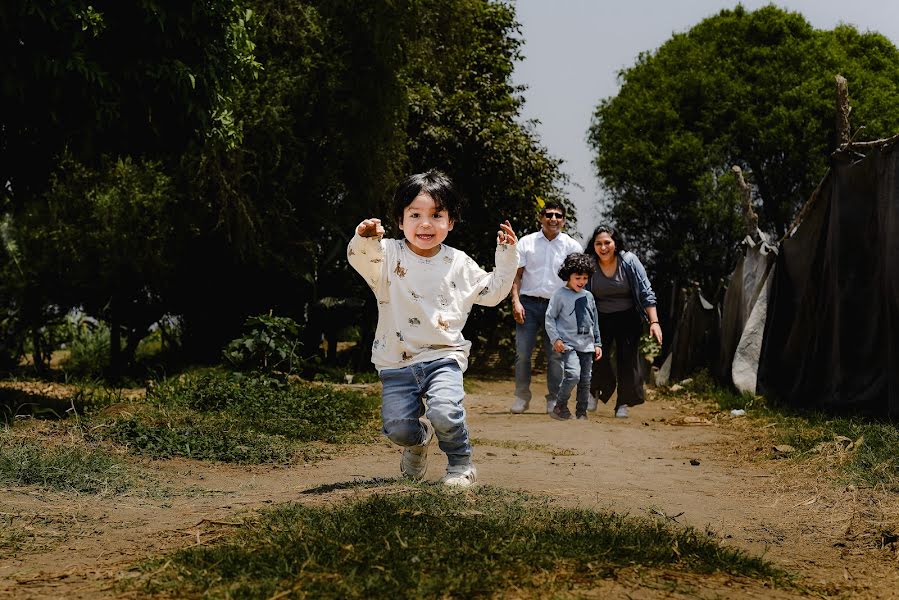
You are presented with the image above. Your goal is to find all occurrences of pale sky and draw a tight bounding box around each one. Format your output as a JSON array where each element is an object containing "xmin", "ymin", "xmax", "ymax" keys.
[{"xmin": 512, "ymin": 0, "xmax": 899, "ymax": 241}]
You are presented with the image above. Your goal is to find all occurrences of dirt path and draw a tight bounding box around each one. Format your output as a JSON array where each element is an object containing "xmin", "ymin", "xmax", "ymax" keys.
[{"xmin": 1, "ymin": 377, "xmax": 897, "ymax": 599}]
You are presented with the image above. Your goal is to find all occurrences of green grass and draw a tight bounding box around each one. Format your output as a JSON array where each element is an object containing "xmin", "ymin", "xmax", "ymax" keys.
[
  {"xmin": 135, "ymin": 486, "xmax": 786, "ymax": 599},
  {"xmin": 0, "ymin": 436, "xmax": 134, "ymax": 495},
  {"xmin": 0, "ymin": 369, "xmax": 381, "ymax": 495},
  {"xmin": 662, "ymin": 371, "xmax": 899, "ymax": 491},
  {"xmin": 758, "ymin": 411, "xmax": 899, "ymax": 490},
  {"xmin": 89, "ymin": 370, "xmax": 381, "ymax": 464}
]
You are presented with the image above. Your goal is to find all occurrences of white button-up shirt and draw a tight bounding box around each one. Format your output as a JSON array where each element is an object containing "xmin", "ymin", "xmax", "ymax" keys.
[{"xmin": 517, "ymin": 230, "xmax": 583, "ymax": 299}]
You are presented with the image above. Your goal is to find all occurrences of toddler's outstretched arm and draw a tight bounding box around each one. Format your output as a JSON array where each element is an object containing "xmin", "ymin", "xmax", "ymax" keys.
[{"xmin": 348, "ymin": 218, "xmax": 387, "ymax": 291}]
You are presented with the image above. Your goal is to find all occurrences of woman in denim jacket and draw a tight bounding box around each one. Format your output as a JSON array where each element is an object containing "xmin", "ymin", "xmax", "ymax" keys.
[{"xmin": 584, "ymin": 224, "xmax": 663, "ymax": 418}]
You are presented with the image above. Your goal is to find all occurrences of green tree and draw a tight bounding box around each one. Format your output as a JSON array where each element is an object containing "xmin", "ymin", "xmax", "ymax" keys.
[
  {"xmin": 170, "ymin": 0, "xmax": 567, "ymax": 365},
  {"xmin": 0, "ymin": 0, "xmax": 258, "ymax": 371},
  {"xmin": 398, "ymin": 0, "xmax": 569, "ymax": 365},
  {"xmin": 1, "ymin": 0, "xmax": 256, "ymax": 206},
  {"xmin": 166, "ymin": 0, "xmax": 413, "ymax": 359},
  {"xmin": 588, "ymin": 5, "xmax": 899, "ymax": 303},
  {"xmin": 8, "ymin": 157, "xmax": 179, "ymax": 373}
]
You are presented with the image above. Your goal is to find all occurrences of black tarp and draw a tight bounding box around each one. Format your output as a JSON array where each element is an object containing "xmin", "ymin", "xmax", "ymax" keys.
[
  {"xmin": 658, "ymin": 287, "xmax": 719, "ymax": 384},
  {"xmin": 759, "ymin": 146, "xmax": 899, "ymax": 417}
]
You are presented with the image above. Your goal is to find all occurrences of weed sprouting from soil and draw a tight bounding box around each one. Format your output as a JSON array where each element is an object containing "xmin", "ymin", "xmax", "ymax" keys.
[
  {"xmin": 134, "ymin": 486, "xmax": 787, "ymax": 598},
  {"xmin": 0, "ymin": 515, "xmax": 30, "ymax": 554}
]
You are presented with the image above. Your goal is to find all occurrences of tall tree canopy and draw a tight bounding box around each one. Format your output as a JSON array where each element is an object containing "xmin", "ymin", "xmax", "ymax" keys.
[
  {"xmin": 169, "ymin": 0, "xmax": 568, "ymax": 362},
  {"xmin": 0, "ymin": 0, "xmax": 565, "ymax": 370},
  {"xmin": 0, "ymin": 0, "xmax": 256, "ymax": 206},
  {"xmin": 588, "ymin": 5, "xmax": 899, "ymax": 305},
  {"xmin": 0, "ymin": 0, "xmax": 256, "ymax": 370}
]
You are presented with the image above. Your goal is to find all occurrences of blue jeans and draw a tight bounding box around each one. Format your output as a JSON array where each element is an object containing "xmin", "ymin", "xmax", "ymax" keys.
[
  {"xmin": 550, "ymin": 350, "xmax": 594, "ymax": 415},
  {"xmin": 379, "ymin": 357, "xmax": 471, "ymax": 467},
  {"xmin": 515, "ymin": 295, "xmax": 563, "ymax": 404}
]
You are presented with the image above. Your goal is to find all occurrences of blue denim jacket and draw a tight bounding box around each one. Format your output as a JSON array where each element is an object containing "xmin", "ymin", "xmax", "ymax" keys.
[{"xmin": 590, "ymin": 251, "xmax": 657, "ymax": 322}]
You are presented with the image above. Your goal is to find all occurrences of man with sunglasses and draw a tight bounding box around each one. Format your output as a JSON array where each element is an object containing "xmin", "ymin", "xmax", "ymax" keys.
[{"xmin": 510, "ymin": 202, "xmax": 583, "ymax": 414}]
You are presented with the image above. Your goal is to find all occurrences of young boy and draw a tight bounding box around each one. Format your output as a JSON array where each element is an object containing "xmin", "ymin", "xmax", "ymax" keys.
[
  {"xmin": 347, "ymin": 169, "xmax": 518, "ymax": 487},
  {"xmin": 545, "ymin": 253, "xmax": 602, "ymax": 420}
]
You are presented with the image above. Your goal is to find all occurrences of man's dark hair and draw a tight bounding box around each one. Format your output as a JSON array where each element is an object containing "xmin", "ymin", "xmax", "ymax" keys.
[
  {"xmin": 558, "ymin": 252, "xmax": 596, "ymax": 280},
  {"xmin": 540, "ymin": 200, "xmax": 566, "ymax": 217},
  {"xmin": 584, "ymin": 223, "xmax": 626, "ymax": 260},
  {"xmin": 392, "ymin": 169, "xmax": 463, "ymax": 227}
]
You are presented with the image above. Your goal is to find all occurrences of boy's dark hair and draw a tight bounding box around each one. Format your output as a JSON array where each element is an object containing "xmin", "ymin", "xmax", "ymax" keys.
[
  {"xmin": 584, "ymin": 223, "xmax": 626, "ymax": 259},
  {"xmin": 540, "ymin": 200, "xmax": 566, "ymax": 217},
  {"xmin": 392, "ymin": 169, "xmax": 464, "ymax": 227},
  {"xmin": 558, "ymin": 252, "xmax": 596, "ymax": 281}
]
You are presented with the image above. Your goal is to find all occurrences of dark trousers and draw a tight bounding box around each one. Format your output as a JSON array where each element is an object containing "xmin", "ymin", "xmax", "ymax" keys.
[{"xmin": 590, "ymin": 308, "xmax": 645, "ymax": 409}]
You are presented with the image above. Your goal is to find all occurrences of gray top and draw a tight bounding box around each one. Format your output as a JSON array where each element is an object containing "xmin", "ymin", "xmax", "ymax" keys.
[
  {"xmin": 591, "ymin": 259, "xmax": 634, "ymax": 313},
  {"xmin": 545, "ymin": 287, "xmax": 602, "ymax": 353}
]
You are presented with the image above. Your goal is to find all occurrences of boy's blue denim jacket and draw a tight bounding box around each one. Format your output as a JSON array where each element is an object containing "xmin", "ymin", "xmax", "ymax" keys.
[{"xmin": 590, "ymin": 251, "xmax": 657, "ymax": 322}]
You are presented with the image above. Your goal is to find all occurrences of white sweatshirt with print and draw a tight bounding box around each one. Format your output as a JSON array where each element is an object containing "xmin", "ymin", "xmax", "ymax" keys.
[{"xmin": 347, "ymin": 235, "xmax": 518, "ymax": 372}]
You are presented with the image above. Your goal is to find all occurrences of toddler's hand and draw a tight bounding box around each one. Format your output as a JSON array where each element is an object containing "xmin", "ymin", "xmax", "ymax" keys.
[
  {"xmin": 497, "ymin": 220, "xmax": 518, "ymax": 245},
  {"xmin": 357, "ymin": 218, "xmax": 384, "ymax": 238},
  {"xmin": 553, "ymin": 339, "xmax": 565, "ymax": 353},
  {"xmin": 594, "ymin": 347, "xmax": 603, "ymax": 361}
]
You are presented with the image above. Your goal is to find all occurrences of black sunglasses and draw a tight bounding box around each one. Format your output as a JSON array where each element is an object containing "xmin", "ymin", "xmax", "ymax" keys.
[{"xmin": 543, "ymin": 211, "xmax": 564, "ymax": 220}]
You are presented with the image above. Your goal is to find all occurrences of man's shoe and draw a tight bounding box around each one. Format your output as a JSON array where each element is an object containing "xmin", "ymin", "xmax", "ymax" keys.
[
  {"xmin": 510, "ymin": 398, "xmax": 529, "ymax": 414},
  {"xmin": 400, "ymin": 419, "xmax": 434, "ymax": 480},
  {"xmin": 550, "ymin": 402, "xmax": 572, "ymax": 421},
  {"xmin": 587, "ymin": 394, "xmax": 598, "ymax": 412},
  {"xmin": 576, "ymin": 413, "xmax": 588, "ymax": 420},
  {"xmin": 615, "ymin": 405, "xmax": 629, "ymax": 418},
  {"xmin": 441, "ymin": 464, "xmax": 478, "ymax": 487}
]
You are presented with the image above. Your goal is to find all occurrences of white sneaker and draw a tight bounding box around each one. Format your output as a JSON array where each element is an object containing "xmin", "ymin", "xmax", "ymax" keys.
[
  {"xmin": 441, "ymin": 464, "xmax": 478, "ymax": 487},
  {"xmin": 587, "ymin": 394, "xmax": 598, "ymax": 412},
  {"xmin": 510, "ymin": 398, "xmax": 529, "ymax": 414},
  {"xmin": 546, "ymin": 399, "xmax": 555, "ymax": 414},
  {"xmin": 615, "ymin": 405, "xmax": 629, "ymax": 418},
  {"xmin": 400, "ymin": 419, "xmax": 434, "ymax": 480}
]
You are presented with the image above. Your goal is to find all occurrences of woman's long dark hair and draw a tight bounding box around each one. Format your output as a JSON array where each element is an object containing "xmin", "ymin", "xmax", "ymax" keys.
[{"xmin": 584, "ymin": 223, "xmax": 626, "ymax": 261}]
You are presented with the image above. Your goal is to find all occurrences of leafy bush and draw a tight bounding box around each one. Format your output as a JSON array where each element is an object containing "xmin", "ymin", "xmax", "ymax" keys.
[
  {"xmin": 61, "ymin": 314, "xmax": 111, "ymax": 377},
  {"xmin": 223, "ymin": 314, "xmax": 304, "ymax": 374},
  {"xmin": 639, "ymin": 332, "xmax": 662, "ymax": 361}
]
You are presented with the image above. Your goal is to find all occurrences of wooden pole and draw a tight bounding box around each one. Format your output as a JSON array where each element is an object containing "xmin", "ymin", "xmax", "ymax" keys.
[
  {"xmin": 835, "ymin": 74, "xmax": 851, "ymax": 146},
  {"xmin": 731, "ymin": 165, "xmax": 758, "ymax": 237}
]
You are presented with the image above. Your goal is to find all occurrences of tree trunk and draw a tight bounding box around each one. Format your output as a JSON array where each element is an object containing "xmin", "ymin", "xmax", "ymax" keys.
[
  {"xmin": 109, "ymin": 314, "xmax": 122, "ymax": 378},
  {"xmin": 30, "ymin": 327, "xmax": 44, "ymax": 372}
]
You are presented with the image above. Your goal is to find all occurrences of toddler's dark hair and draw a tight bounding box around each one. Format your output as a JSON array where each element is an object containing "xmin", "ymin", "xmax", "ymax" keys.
[
  {"xmin": 392, "ymin": 169, "xmax": 464, "ymax": 227},
  {"xmin": 558, "ymin": 252, "xmax": 596, "ymax": 281}
]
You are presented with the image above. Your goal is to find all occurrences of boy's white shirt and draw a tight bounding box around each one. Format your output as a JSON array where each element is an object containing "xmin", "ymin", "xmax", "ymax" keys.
[{"xmin": 348, "ymin": 234, "xmax": 518, "ymax": 372}]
